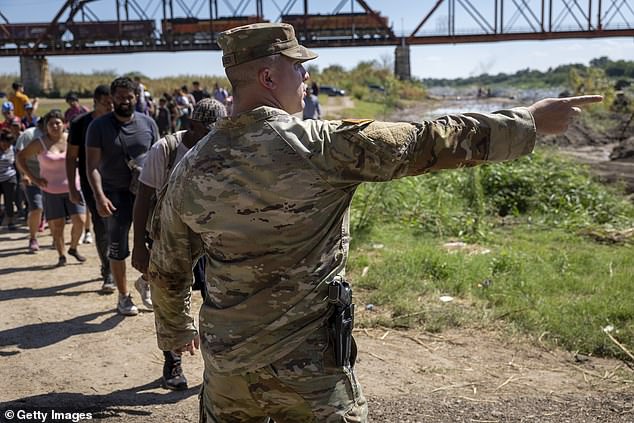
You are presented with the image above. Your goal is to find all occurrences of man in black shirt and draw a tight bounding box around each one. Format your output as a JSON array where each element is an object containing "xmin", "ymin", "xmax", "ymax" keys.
[
  {"xmin": 66, "ymin": 85, "xmax": 114, "ymax": 290},
  {"xmin": 191, "ymin": 81, "xmax": 210, "ymax": 104},
  {"xmin": 155, "ymin": 97, "xmax": 171, "ymax": 136}
]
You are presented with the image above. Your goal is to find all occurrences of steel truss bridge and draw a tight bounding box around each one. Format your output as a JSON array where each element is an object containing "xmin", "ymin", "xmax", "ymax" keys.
[{"xmin": 0, "ymin": 0, "xmax": 632, "ymax": 57}]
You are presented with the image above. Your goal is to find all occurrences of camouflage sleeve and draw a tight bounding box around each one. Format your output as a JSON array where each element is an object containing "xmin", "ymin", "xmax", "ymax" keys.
[
  {"xmin": 147, "ymin": 187, "xmax": 200, "ymax": 352},
  {"xmin": 405, "ymin": 108, "xmax": 536, "ymax": 175},
  {"xmin": 292, "ymin": 107, "xmax": 536, "ymax": 184}
]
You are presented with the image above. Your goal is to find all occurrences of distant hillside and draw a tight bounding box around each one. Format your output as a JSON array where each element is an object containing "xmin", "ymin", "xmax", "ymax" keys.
[{"xmin": 421, "ymin": 57, "xmax": 634, "ymax": 89}]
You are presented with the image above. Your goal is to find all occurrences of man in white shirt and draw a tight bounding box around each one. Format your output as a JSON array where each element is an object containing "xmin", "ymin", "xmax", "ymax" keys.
[{"xmin": 131, "ymin": 98, "xmax": 227, "ymax": 390}]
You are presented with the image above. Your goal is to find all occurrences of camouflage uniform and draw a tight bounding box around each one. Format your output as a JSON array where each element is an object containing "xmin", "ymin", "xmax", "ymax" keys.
[{"xmin": 148, "ymin": 23, "xmax": 536, "ymax": 423}]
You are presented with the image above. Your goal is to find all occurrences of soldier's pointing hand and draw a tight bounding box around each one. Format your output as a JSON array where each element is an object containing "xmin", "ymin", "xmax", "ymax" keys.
[
  {"xmin": 528, "ymin": 95, "xmax": 603, "ymax": 135},
  {"xmin": 173, "ymin": 335, "xmax": 200, "ymax": 356}
]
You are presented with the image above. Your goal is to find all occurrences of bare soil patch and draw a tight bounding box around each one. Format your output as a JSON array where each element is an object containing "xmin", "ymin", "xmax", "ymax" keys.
[
  {"xmin": 1, "ymin": 227, "xmax": 633, "ymax": 422},
  {"xmin": 540, "ymin": 112, "xmax": 634, "ymax": 194}
]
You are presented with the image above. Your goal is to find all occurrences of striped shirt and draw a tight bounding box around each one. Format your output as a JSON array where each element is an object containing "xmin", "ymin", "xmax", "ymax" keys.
[{"xmin": 0, "ymin": 145, "xmax": 16, "ymax": 183}]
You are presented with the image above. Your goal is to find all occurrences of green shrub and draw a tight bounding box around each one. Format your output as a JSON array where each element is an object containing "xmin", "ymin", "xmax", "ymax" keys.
[{"xmin": 351, "ymin": 148, "xmax": 634, "ymax": 237}]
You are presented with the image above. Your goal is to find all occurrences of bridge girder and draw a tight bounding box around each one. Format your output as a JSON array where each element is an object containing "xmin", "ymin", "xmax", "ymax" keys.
[{"xmin": 0, "ymin": 0, "xmax": 630, "ymax": 57}]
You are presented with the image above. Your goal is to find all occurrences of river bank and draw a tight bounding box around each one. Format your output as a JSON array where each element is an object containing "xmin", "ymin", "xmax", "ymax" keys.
[{"xmin": 388, "ymin": 97, "xmax": 634, "ymax": 194}]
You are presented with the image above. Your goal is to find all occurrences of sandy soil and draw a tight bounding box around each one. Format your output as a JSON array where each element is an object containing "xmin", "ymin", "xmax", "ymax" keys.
[{"xmin": 1, "ymin": 226, "xmax": 633, "ymax": 423}]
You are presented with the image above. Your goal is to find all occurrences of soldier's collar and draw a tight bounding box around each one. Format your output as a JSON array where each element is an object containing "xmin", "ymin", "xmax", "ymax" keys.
[{"xmin": 218, "ymin": 106, "xmax": 289, "ymax": 128}]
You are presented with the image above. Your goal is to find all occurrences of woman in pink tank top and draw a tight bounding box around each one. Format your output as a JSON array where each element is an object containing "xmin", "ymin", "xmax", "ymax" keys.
[{"xmin": 16, "ymin": 110, "xmax": 87, "ymax": 267}]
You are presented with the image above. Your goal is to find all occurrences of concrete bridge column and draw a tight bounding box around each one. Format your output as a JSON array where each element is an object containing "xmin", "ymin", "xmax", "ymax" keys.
[
  {"xmin": 20, "ymin": 56, "xmax": 53, "ymax": 95},
  {"xmin": 394, "ymin": 43, "xmax": 411, "ymax": 81}
]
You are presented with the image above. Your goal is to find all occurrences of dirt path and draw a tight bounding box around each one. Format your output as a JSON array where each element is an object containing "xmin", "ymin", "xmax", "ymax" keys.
[
  {"xmin": 322, "ymin": 96, "xmax": 355, "ymax": 119},
  {"xmin": 1, "ymin": 226, "xmax": 633, "ymax": 422}
]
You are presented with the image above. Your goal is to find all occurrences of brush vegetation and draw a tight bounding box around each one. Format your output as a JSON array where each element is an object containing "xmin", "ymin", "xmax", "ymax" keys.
[
  {"xmin": 0, "ymin": 69, "xmax": 230, "ymax": 99},
  {"xmin": 347, "ymin": 148, "xmax": 634, "ymax": 361}
]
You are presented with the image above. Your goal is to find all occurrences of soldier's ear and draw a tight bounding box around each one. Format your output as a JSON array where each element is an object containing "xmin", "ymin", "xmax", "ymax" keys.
[{"xmin": 258, "ymin": 68, "xmax": 276, "ymax": 90}]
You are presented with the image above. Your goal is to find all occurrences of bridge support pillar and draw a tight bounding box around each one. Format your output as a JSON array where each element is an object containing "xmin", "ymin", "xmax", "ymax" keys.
[
  {"xmin": 394, "ymin": 43, "xmax": 411, "ymax": 80},
  {"xmin": 20, "ymin": 56, "xmax": 53, "ymax": 95}
]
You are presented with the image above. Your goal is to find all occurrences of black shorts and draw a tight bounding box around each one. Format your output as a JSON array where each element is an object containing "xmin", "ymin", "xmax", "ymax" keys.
[
  {"xmin": 25, "ymin": 184, "xmax": 43, "ymax": 211},
  {"xmin": 43, "ymin": 191, "xmax": 85, "ymax": 220}
]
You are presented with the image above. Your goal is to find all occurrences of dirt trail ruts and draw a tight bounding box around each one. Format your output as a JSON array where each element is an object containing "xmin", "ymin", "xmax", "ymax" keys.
[{"xmin": 1, "ymin": 227, "xmax": 633, "ymax": 422}]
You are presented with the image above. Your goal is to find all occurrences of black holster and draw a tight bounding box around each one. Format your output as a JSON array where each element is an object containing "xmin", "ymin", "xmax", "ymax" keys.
[{"xmin": 327, "ymin": 277, "xmax": 355, "ymax": 368}]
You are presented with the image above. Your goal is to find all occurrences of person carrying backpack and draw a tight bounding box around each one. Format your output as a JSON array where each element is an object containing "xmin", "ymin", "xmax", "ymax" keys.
[{"xmin": 131, "ymin": 98, "xmax": 227, "ymax": 390}]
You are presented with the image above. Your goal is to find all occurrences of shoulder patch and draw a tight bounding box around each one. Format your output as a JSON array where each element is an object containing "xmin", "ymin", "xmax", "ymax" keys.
[{"xmin": 342, "ymin": 118, "xmax": 374, "ymax": 125}]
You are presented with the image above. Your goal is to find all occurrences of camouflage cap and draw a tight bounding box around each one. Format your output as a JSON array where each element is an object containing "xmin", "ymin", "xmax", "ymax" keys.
[
  {"xmin": 191, "ymin": 98, "xmax": 227, "ymax": 126},
  {"xmin": 217, "ymin": 22, "xmax": 318, "ymax": 68}
]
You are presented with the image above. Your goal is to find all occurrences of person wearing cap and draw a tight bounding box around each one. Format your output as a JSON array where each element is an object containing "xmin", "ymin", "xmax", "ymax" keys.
[
  {"xmin": 64, "ymin": 92, "xmax": 89, "ymax": 126},
  {"xmin": 1, "ymin": 101, "xmax": 16, "ymax": 131},
  {"xmin": 148, "ymin": 22, "xmax": 602, "ymax": 422},
  {"xmin": 22, "ymin": 102, "xmax": 39, "ymax": 129},
  {"xmin": 131, "ymin": 98, "xmax": 227, "ymax": 391},
  {"xmin": 8, "ymin": 82, "xmax": 38, "ymax": 120}
]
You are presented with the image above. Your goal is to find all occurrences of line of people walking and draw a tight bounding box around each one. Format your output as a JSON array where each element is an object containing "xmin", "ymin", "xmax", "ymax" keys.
[
  {"xmin": 3, "ymin": 75, "xmax": 227, "ymax": 392},
  {"xmin": 2, "ymin": 77, "xmax": 226, "ymax": 308}
]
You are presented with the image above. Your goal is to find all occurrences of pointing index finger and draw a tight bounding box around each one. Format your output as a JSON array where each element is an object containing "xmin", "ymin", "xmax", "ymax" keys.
[{"xmin": 566, "ymin": 95, "xmax": 604, "ymax": 106}]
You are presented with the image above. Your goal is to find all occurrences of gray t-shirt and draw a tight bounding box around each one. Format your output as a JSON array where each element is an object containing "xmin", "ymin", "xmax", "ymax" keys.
[
  {"xmin": 138, "ymin": 130, "xmax": 187, "ymax": 191},
  {"xmin": 86, "ymin": 112, "xmax": 158, "ymax": 192},
  {"xmin": 15, "ymin": 126, "xmax": 44, "ymax": 177},
  {"xmin": 0, "ymin": 145, "xmax": 16, "ymax": 182}
]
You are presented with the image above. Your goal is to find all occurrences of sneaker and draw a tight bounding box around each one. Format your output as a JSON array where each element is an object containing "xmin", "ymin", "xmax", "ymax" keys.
[
  {"xmin": 56, "ymin": 256, "xmax": 67, "ymax": 267},
  {"xmin": 101, "ymin": 274, "xmax": 116, "ymax": 294},
  {"xmin": 162, "ymin": 351, "xmax": 188, "ymax": 390},
  {"xmin": 68, "ymin": 248, "xmax": 87, "ymax": 262},
  {"xmin": 82, "ymin": 231, "xmax": 93, "ymax": 244},
  {"xmin": 28, "ymin": 238, "xmax": 39, "ymax": 253},
  {"xmin": 134, "ymin": 276, "xmax": 153, "ymax": 311},
  {"xmin": 38, "ymin": 219, "xmax": 45, "ymax": 233},
  {"xmin": 117, "ymin": 293, "xmax": 139, "ymax": 316}
]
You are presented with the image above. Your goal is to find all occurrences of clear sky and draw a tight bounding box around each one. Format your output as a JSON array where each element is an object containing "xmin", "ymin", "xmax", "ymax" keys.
[{"xmin": 0, "ymin": 0, "xmax": 632, "ymax": 79}]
